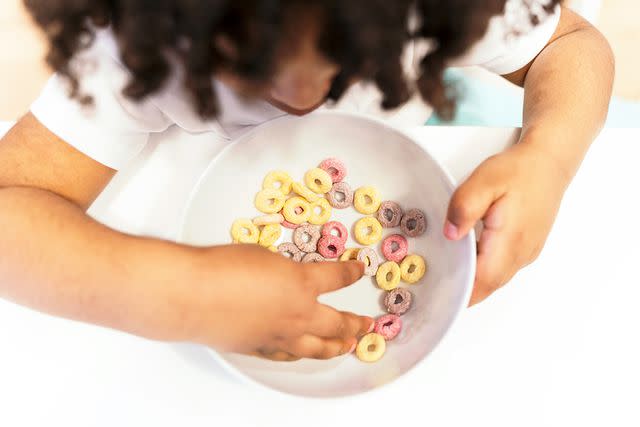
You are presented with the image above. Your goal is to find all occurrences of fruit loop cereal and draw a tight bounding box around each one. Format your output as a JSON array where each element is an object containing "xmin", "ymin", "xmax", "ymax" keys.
[
  {"xmin": 302, "ymin": 252, "xmax": 326, "ymax": 263},
  {"xmin": 317, "ymin": 235, "xmax": 346, "ymax": 259},
  {"xmin": 321, "ymin": 221, "xmax": 348, "ymax": 244},
  {"xmin": 326, "ymin": 181, "xmax": 354, "ymax": 209},
  {"xmin": 376, "ymin": 261, "xmax": 401, "ymax": 291},
  {"xmin": 262, "ymin": 170, "xmax": 293, "ymax": 195},
  {"xmin": 253, "ymin": 213, "xmax": 284, "ymax": 226},
  {"xmin": 340, "ymin": 248, "xmax": 360, "ymax": 262},
  {"xmin": 400, "ymin": 208, "xmax": 427, "ymax": 237},
  {"xmin": 282, "ymin": 197, "xmax": 311, "ymax": 224},
  {"xmin": 291, "ymin": 181, "xmax": 320, "ymax": 203},
  {"xmin": 255, "ymin": 188, "xmax": 286, "ymax": 214},
  {"xmin": 354, "ymin": 217, "xmax": 383, "ymax": 246},
  {"xmin": 374, "ymin": 314, "xmax": 402, "ymax": 341},
  {"xmin": 309, "ymin": 198, "xmax": 332, "ymax": 225},
  {"xmin": 384, "ymin": 288, "xmax": 413, "ymax": 315},
  {"xmin": 293, "ymin": 224, "xmax": 321, "ymax": 253},
  {"xmin": 278, "ymin": 242, "xmax": 304, "ymax": 262},
  {"xmin": 231, "ymin": 219, "xmax": 260, "ymax": 244},
  {"xmin": 319, "ymin": 158, "xmax": 347, "ymax": 183},
  {"xmin": 356, "ymin": 333, "xmax": 386, "ymax": 363},
  {"xmin": 357, "ymin": 247, "xmax": 380, "ymax": 276},
  {"xmin": 382, "ymin": 234, "xmax": 409, "ymax": 263},
  {"xmin": 400, "ymin": 254, "xmax": 427, "ymax": 284},
  {"xmin": 258, "ymin": 224, "xmax": 282, "ymax": 247},
  {"xmin": 304, "ymin": 168, "xmax": 333, "ymax": 194},
  {"xmin": 377, "ymin": 200, "xmax": 403, "ymax": 228},
  {"xmin": 354, "ymin": 186, "xmax": 382, "ymax": 215}
]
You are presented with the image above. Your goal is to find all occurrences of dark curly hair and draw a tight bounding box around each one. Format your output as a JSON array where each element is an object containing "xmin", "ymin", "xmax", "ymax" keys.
[{"xmin": 24, "ymin": 0, "xmax": 560, "ymax": 120}]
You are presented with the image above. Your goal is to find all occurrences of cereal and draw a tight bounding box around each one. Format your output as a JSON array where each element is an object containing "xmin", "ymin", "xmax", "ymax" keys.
[
  {"xmin": 255, "ymin": 188, "xmax": 286, "ymax": 214},
  {"xmin": 326, "ymin": 182, "xmax": 354, "ymax": 209},
  {"xmin": 253, "ymin": 213, "xmax": 284, "ymax": 226},
  {"xmin": 281, "ymin": 219, "xmax": 300, "ymax": 229},
  {"xmin": 381, "ymin": 234, "xmax": 409, "ymax": 263},
  {"xmin": 304, "ymin": 168, "xmax": 333, "ymax": 194},
  {"xmin": 384, "ymin": 288, "xmax": 413, "ymax": 315},
  {"xmin": 293, "ymin": 224, "xmax": 321, "ymax": 253},
  {"xmin": 354, "ymin": 217, "xmax": 383, "ymax": 245},
  {"xmin": 291, "ymin": 181, "xmax": 320, "ymax": 203},
  {"xmin": 374, "ymin": 314, "xmax": 403, "ymax": 341},
  {"xmin": 318, "ymin": 158, "xmax": 347, "ymax": 183},
  {"xmin": 377, "ymin": 201, "xmax": 403, "ymax": 228},
  {"xmin": 308, "ymin": 198, "xmax": 332, "ymax": 225},
  {"xmin": 357, "ymin": 247, "xmax": 380, "ymax": 276},
  {"xmin": 321, "ymin": 221, "xmax": 348, "ymax": 244},
  {"xmin": 356, "ymin": 333, "xmax": 386, "ymax": 363},
  {"xmin": 278, "ymin": 242, "xmax": 304, "ymax": 262},
  {"xmin": 317, "ymin": 235, "xmax": 346, "ymax": 259},
  {"xmin": 400, "ymin": 254, "xmax": 427, "ymax": 284},
  {"xmin": 282, "ymin": 197, "xmax": 311, "ymax": 224},
  {"xmin": 340, "ymin": 248, "xmax": 360, "ymax": 262},
  {"xmin": 231, "ymin": 219, "xmax": 260, "ymax": 244},
  {"xmin": 258, "ymin": 223, "xmax": 282, "ymax": 247},
  {"xmin": 376, "ymin": 261, "xmax": 401, "ymax": 291},
  {"xmin": 354, "ymin": 186, "xmax": 382, "ymax": 215},
  {"xmin": 301, "ymin": 252, "xmax": 326, "ymax": 263},
  {"xmin": 262, "ymin": 170, "xmax": 293, "ymax": 195},
  {"xmin": 400, "ymin": 208, "xmax": 427, "ymax": 237}
]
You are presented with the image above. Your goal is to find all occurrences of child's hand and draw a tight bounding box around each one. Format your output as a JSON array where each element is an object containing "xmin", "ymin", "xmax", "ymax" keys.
[
  {"xmin": 443, "ymin": 143, "xmax": 568, "ymax": 306},
  {"xmin": 180, "ymin": 245, "xmax": 373, "ymax": 361}
]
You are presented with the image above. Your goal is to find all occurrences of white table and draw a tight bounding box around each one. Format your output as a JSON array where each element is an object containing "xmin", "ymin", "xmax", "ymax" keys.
[{"xmin": 1, "ymin": 123, "xmax": 639, "ymax": 427}]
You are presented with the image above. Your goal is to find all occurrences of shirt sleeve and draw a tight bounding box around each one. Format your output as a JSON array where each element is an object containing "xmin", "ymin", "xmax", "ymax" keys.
[
  {"xmin": 449, "ymin": 1, "xmax": 561, "ymax": 74},
  {"xmin": 30, "ymin": 31, "xmax": 171, "ymax": 170}
]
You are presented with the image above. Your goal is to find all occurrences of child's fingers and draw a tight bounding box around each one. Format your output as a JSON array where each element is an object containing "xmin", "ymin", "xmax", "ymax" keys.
[
  {"xmin": 307, "ymin": 304, "xmax": 373, "ymax": 339},
  {"xmin": 304, "ymin": 260, "xmax": 365, "ymax": 294},
  {"xmin": 283, "ymin": 335, "xmax": 356, "ymax": 360}
]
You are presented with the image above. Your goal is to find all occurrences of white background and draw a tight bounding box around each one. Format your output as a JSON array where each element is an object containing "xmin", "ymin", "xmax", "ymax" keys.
[{"xmin": 0, "ymin": 124, "xmax": 639, "ymax": 427}]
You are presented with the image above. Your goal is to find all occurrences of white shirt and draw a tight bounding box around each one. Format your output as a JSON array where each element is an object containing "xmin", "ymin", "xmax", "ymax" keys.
[{"xmin": 29, "ymin": 2, "xmax": 560, "ymax": 239}]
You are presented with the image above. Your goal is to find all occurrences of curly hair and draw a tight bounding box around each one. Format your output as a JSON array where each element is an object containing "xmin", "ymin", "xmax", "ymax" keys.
[{"xmin": 23, "ymin": 0, "xmax": 560, "ymax": 120}]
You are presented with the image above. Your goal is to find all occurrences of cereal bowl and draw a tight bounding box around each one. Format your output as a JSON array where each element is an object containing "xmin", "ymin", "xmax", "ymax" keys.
[{"xmin": 179, "ymin": 111, "xmax": 475, "ymax": 398}]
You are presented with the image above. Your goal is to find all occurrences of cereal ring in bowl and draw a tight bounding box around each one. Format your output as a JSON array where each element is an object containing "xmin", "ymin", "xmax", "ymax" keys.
[
  {"xmin": 179, "ymin": 112, "xmax": 475, "ymax": 398},
  {"xmin": 354, "ymin": 186, "xmax": 381, "ymax": 215},
  {"xmin": 304, "ymin": 168, "xmax": 333, "ymax": 194},
  {"xmin": 353, "ymin": 217, "xmax": 383, "ymax": 246}
]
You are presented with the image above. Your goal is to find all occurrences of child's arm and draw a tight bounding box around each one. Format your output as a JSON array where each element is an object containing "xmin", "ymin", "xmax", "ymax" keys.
[
  {"xmin": 0, "ymin": 115, "xmax": 372, "ymax": 359},
  {"xmin": 444, "ymin": 8, "xmax": 614, "ymax": 305}
]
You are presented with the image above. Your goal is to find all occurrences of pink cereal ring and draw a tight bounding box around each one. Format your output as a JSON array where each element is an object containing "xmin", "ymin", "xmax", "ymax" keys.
[
  {"xmin": 374, "ymin": 314, "xmax": 403, "ymax": 341},
  {"xmin": 280, "ymin": 210, "xmax": 301, "ymax": 229},
  {"xmin": 317, "ymin": 235, "xmax": 346, "ymax": 259},
  {"xmin": 318, "ymin": 158, "xmax": 347, "ymax": 183},
  {"xmin": 382, "ymin": 234, "xmax": 409, "ymax": 263},
  {"xmin": 321, "ymin": 221, "xmax": 348, "ymax": 244}
]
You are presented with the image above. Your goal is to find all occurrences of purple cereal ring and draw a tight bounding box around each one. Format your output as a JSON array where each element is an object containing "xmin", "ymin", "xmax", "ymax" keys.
[
  {"xmin": 301, "ymin": 252, "xmax": 326, "ymax": 263},
  {"xmin": 400, "ymin": 208, "xmax": 427, "ymax": 237},
  {"xmin": 293, "ymin": 224, "xmax": 321, "ymax": 253},
  {"xmin": 357, "ymin": 247, "xmax": 380, "ymax": 276},
  {"xmin": 277, "ymin": 242, "xmax": 303, "ymax": 262},
  {"xmin": 319, "ymin": 158, "xmax": 347, "ymax": 183},
  {"xmin": 384, "ymin": 288, "xmax": 413, "ymax": 315},
  {"xmin": 317, "ymin": 235, "xmax": 346, "ymax": 259},
  {"xmin": 326, "ymin": 182, "xmax": 354, "ymax": 209},
  {"xmin": 382, "ymin": 234, "xmax": 409, "ymax": 263},
  {"xmin": 321, "ymin": 221, "xmax": 348, "ymax": 244},
  {"xmin": 374, "ymin": 314, "xmax": 403, "ymax": 341},
  {"xmin": 377, "ymin": 201, "xmax": 403, "ymax": 228}
]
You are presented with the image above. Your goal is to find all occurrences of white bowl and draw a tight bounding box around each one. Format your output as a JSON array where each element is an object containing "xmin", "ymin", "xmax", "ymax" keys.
[{"xmin": 178, "ymin": 112, "xmax": 475, "ymax": 398}]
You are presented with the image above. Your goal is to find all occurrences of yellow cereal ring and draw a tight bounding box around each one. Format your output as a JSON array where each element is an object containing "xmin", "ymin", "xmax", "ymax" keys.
[
  {"xmin": 258, "ymin": 223, "xmax": 282, "ymax": 247},
  {"xmin": 231, "ymin": 219, "xmax": 260, "ymax": 244},
  {"xmin": 376, "ymin": 261, "xmax": 401, "ymax": 291},
  {"xmin": 291, "ymin": 181, "xmax": 320, "ymax": 203},
  {"xmin": 308, "ymin": 198, "xmax": 332, "ymax": 225},
  {"xmin": 255, "ymin": 189, "xmax": 286, "ymax": 214},
  {"xmin": 282, "ymin": 197, "xmax": 312, "ymax": 225},
  {"xmin": 354, "ymin": 186, "xmax": 382, "ymax": 215},
  {"xmin": 354, "ymin": 217, "xmax": 383, "ymax": 246},
  {"xmin": 400, "ymin": 254, "xmax": 427, "ymax": 284},
  {"xmin": 304, "ymin": 168, "xmax": 333, "ymax": 194},
  {"xmin": 356, "ymin": 333, "xmax": 386, "ymax": 363},
  {"xmin": 340, "ymin": 248, "xmax": 361, "ymax": 262},
  {"xmin": 262, "ymin": 170, "xmax": 293, "ymax": 195}
]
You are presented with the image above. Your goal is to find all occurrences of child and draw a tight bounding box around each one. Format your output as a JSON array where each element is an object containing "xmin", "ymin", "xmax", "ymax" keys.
[{"xmin": 0, "ymin": 0, "xmax": 613, "ymax": 361}]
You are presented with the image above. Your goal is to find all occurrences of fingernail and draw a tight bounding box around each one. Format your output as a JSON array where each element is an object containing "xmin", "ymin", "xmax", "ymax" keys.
[
  {"xmin": 444, "ymin": 221, "xmax": 459, "ymax": 240},
  {"xmin": 348, "ymin": 342, "xmax": 357, "ymax": 354}
]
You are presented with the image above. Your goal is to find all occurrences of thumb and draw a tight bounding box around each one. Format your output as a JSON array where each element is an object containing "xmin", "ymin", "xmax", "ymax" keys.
[{"xmin": 305, "ymin": 260, "xmax": 365, "ymax": 295}]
